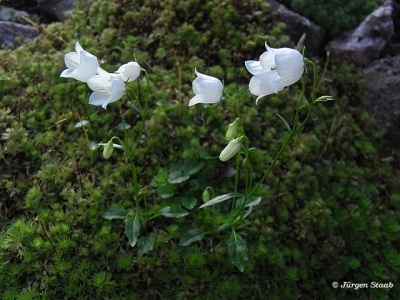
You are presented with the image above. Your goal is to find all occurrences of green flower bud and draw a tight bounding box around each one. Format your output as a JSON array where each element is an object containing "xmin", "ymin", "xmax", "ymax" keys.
[
  {"xmin": 225, "ymin": 118, "xmax": 239, "ymax": 140},
  {"xmin": 98, "ymin": 139, "xmax": 123, "ymax": 159},
  {"xmin": 314, "ymin": 96, "xmax": 334, "ymax": 103},
  {"xmin": 219, "ymin": 137, "xmax": 242, "ymax": 162},
  {"xmin": 103, "ymin": 140, "xmax": 114, "ymax": 159},
  {"xmin": 202, "ymin": 189, "xmax": 210, "ymax": 203}
]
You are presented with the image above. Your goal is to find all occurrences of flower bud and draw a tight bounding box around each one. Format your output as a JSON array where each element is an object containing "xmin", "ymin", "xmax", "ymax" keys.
[
  {"xmin": 103, "ymin": 141, "xmax": 114, "ymax": 159},
  {"xmin": 314, "ymin": 96, "xmax": 334, "ymax": 103},
  {"xmin": 116, "ymin": 62, "xmax": 141, "ymax": 82},
  {"xmin": 225, "ymin": 118, "xmax": 239, "ymax": 141},
  {"xmin": 219, "ymin": 138, "xmax": 242, "ymax": 162},
  {"xmin": 202, "ymin": 189, "xmax": 210, "ymax": 203}
]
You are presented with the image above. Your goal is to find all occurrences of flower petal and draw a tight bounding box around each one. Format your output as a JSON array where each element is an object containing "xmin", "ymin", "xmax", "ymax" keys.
[
  {"xmin": 274, "ymin": 50, "xmax": 304, "ymax": 82},
  {"xmin": 192, "ymin": 77, "xmax": 223, "ymax": 95},
  {"xmin": 108, "ymin": 75, "xmax": 126, "ymax": 102},
  {"xmin": 87, "ymin": 74, "xmax": 112, "ymax": 92},
  {"xmin": 116, "ymin": 62, "xmax": 141, "ymax": 82},
  {"xmin": 64, "ymin": 52, "xmax": 80, "ymax": 70},
  {"xmin": 75, "ymin": 41, "xmax": 83, "ymax": 54},
  {"xmin": 189, "ymin": 94, "xmax": 220, "ymax": 106},
  {"xmin": 245, "ymin": 60, "xmax": 265, "ymax": 75},
  {"xmin": 195, "ymin": 68, "xmax": 222, "ymax": 83},
  {"xmin": 60, "ymin": 68, "xmax": 73, "ymax": 78},
  {"xmin": 88, "ymin": 92, "xmax": 110, "ymax": 109}
]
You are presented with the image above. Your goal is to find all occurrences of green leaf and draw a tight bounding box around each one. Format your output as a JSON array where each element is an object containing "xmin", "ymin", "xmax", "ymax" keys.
[
  {"xmin": 127, "ymin": 100, "xmax": 142, "ymax": 113},
  {"xmin": 183, "ymin": 159, "xmax": 204, "ymax": 175},
  {"xmin": 235, "ymin": 196, "xmax": 262, "ymax": 209},
  {"xmin": 276, "ymin": 113, "xmax": 292, "ymax": 132},
  {"xmin": 124, "ymin": 214, "xmax": 140, "ymax": 247},
  {"xmin": 199, "ymin": 148, "xmax": 213, "ymax": 159},
  {"xmin": 101, "ymin": 207, "xmax": 128, "ymax": 220},
  {"xmin": 182, "ymin": 197, "xmax": 197, "ymax": 210},
  {"xmin": 168, "ymin": 171, "xmax": 190, "ymax": 184},
  {"xmin": 199, "ymin": 193, "xmax": 243, "ymax": 209},
  {"xmin": 227, "ymin": 229, "xmax": 248, "ymax": 272},
  {"xmin": 158, "ymin": 205, "xmax": 189, "ymax": 218},
  {"xmin": 137, "ymin": 236, "xmax": 154, "ymax": 255},
  {"xmin": 118, "ymin": 123, "xmax": 131, "ymax": 130},
  {"xmin": 223, "ymin": 167, "xmax": 236, "ymax": 178},
  {"xmin": 179, "ymin": 228, "xmax": 205, "ymax": 246},
  {"xmin": 157, "ymin": 183, "xmax": 175, "ymax": 199}
]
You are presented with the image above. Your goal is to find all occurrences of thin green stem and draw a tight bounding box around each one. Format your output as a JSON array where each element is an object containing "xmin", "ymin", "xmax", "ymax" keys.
[{"xmin": 247, "ymin": 60, "xmax": 318, "ymax": 199}]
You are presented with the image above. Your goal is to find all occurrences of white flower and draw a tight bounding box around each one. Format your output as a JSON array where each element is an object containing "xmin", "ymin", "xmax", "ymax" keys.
[
  {"xmin": 189, "ymin": 69, "xmax": 223, "ymax": 106},
  {"xmin": 219, "ymin": 138, "xmax": 242, "ymax": 162},
  {"xmin": 116, "ymin": 62, "xmax": 141, "ymax": 82},
  {"xmin": 98, "ymin": 141, "xmax": 123, "ymax": 159},
  {"xmin": 87, "ymin": 67, "xmax": 126, "ymax": 109},
  {"xmin": 60, "ymin": 41, "xmax": 99, "ymax": 82},
  {"xmin": 245, "ymin": 42, "xmax": 304, "ymax": 104}
]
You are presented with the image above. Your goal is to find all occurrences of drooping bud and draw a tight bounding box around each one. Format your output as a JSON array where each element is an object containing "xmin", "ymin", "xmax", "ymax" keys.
[
  {"xmin": 103, "ymin": 140, "xmax": 115, "ymax": 159},
  {"xmin": 219, "ymin": 137, "xmax": 242, "ymax": 162},
  {"xmin": 225, "ymin": 118, "xmax": 239, "ymax": 141},
  {"xmin": 202, "ymin": 189, "xmax": 210, "ymax": 203}
]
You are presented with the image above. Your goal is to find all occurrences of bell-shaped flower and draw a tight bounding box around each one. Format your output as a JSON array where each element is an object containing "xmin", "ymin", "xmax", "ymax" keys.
[
  {"xmin": 189, "ymin": 69, "xmax": 223, "ymax": 106},
  {"xmin": 245, "ymin": 42, "xmax": 304, "ymax": 104},
  {"xmin": 219, "ymin": 137, "xmax": 242, "ymax": 162},
  {"xmin": 60, "ymin": 41, "xmax": 99, "ymax": 82},
  {"xmin": 87, "ymin": 67, "xmax": 126, "ymax": 109},
  {"xmin": 116, "ymin": 62, "xmax": 141, "ymax": 82}
]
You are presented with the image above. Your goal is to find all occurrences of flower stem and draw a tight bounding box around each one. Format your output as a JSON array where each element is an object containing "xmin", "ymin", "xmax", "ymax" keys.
[{"xmin": 247, "ymin": 59, "xmax": 318, "ymax": 199}]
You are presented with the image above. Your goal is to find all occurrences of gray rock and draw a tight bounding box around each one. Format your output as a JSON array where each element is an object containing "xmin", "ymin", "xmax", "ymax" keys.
[
  {"xmin": 325, "ymin": 0, "xmax": 394, "ymax": 67},
  {"xmin": 0, "ymin": 21, "xmax": 38, "ymax": 47},
  {"xmin": 36, "ymin": 0, "xmax": 77, "ymax": 21},
  {"xmin": 362, "ymin": 55, "xmax": 400, "ymax": 145},
  {"xmin": 265, "ymin": 0, "xmax": 326, "ymax": 56},
  {"xmin": 0, "ymin": 6, "xmax": 30, "ymax": 22}
]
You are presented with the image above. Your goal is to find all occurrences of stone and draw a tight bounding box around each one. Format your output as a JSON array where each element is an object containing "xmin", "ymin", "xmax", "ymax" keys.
[
  {"xmin": 325, "ymin": 0, "xmax": 394, "ymax": 67},
  {"xmin": 36, "ymin": 0, "xmax": 77, "ymax": 22},
  {"xmin": 0, "ymin": 21, "xmax": 38, "ymax": 47},
  {"xmin": 362, "ymin": 55, "xmax": 400, "ymax": 145},
  {"xmin": 0, "ymin": 5, "xmax": 30, "ymax": 22},
  {"xmin": 264, "ymin": 0, "xmax": 326, "ymax": 56}
]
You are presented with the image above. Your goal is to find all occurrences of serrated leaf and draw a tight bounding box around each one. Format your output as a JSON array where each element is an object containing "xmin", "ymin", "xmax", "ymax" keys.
[
  {"xmin": 158, "ymin": 205, "xmax": 189, "ymax": 218},
  {"xmin": 179, "ymin": 228, "xmax": 205, "ymax": 246},
  {"xmin": 182, "ymin": 197, "xmax": 197, "ymax": 210},
  {"xmin": 276, "ymin": 113, "xmax": 292, "ymax": 132},
  {"xmin": 137, "ymin": 236, "xmax": 154, "ymax": 255},
  {"xmin": 168, "ymin": 171, "xmax": 190, "ymax": 184},
  {"xmin": 199, "ymin": 193, "xmax": 243, "ymax": 209},
  {"xmin": 125, "ymin": 214, "xmax": 140, "ymax": 247},
  {"xmin": 101, "ymin": 207, "xmax": 128, "ymax": 220},
  {"xmin": 227, "ymin": 229, "xmax": 248, "ymax": 272}
]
